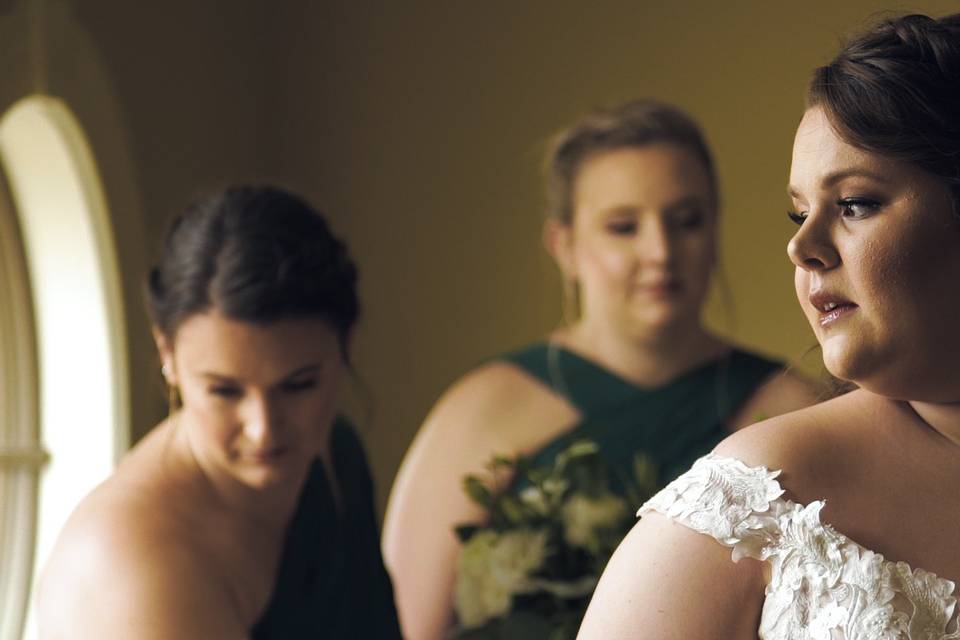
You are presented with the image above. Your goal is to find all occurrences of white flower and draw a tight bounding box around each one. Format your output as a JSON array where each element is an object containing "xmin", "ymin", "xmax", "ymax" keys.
[
  {"xmin": 561, "ymin": 493, "xmax": 628, "ymax": 549},
  {"xmin": 518, "ymin": 478, "xmax": 569, "ymax": 516},
  {"xmin": 454, "ymin": 528, "xmax": 549, "ymax": 628},
  {"xmin": 519, "ymin": 486, "xmax": 550, "ymax": 516}
]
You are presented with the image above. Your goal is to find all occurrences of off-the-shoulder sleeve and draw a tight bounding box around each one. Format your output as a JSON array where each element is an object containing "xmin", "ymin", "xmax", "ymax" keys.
[
  {"xmin": 641, "ymin": 455, "xmax": 960, "ymax": 638},
  {"xmin": 638, "ymin": 453, "xmax": 788, "ymax": 562}
]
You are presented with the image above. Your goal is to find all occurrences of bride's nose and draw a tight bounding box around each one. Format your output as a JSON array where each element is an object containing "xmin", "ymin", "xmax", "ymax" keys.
[{"xmin": 787, "ymin": 210, "xmax": 839, "ymax": 272}]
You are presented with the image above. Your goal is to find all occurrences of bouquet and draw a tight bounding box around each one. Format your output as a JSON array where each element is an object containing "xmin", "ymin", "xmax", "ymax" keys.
[{"xmin": 451, "ymin": 440, "xmax": 660, "ymax": 639}]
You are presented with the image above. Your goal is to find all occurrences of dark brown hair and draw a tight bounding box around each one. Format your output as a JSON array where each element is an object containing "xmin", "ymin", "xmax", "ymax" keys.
[
  {"xmin": 544, "ymin": 99, "xmax": 718, "ymax": 224},
  {"xmin": 146, "ymin": 185, "xmax": 359, "ymax": 357},
  {"xmin": 808, "ymin": 12, "xmax": 960, "ymax": 215}
]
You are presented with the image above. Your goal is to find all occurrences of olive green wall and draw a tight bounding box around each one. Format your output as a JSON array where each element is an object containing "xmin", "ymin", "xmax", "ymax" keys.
[
  {"xmin": 263, "ymin": 0, "xmax": 960, "ymax": 514},
  {"xmin": 4, "ymin": 0, "xmax": 956, "ymax": 516}
]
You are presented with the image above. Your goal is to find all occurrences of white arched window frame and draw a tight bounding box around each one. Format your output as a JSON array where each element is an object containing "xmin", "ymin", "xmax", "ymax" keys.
[
  {"xmin": 0, "ymin": 95, "xmax": 129, "ymax": 640},
  {"xmin": 0, "ymin": 148, "xmax": 42, "ymax": 640}
]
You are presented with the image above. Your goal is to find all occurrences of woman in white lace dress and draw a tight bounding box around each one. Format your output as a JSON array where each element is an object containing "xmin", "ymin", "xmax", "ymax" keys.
[{"xmin": 579, "ymin": 12, "xmax": 960, "ymax": 640}]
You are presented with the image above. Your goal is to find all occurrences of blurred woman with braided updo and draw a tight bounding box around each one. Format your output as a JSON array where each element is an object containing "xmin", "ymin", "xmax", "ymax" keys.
[
  {"xmin": 38, "ymin": 186, "xmax": 402, "ymax": 639},
  {"xmin": 383, "ymin": 99, "xmax": 819, "ymax": 638}
]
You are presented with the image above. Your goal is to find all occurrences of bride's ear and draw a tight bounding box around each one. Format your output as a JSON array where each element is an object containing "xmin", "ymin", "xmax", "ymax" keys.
[{"xmin": 543, "ymin": 219, "xmax": 577, "ymax": 281}]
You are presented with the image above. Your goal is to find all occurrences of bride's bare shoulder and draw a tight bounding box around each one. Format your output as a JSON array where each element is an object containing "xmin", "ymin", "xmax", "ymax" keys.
[{"xmin": 713, "ymin": 389, "xmax": 881, "ymax": 503}]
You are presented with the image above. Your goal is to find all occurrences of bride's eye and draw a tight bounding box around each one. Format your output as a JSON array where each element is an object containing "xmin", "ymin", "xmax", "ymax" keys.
[
  {"xmin": 787, "ymin": 210, "xmax": 807, "ymax": 226},
  {"xmin": 837, "ymin": 197, "xmax": 881, "ymax": 220}
]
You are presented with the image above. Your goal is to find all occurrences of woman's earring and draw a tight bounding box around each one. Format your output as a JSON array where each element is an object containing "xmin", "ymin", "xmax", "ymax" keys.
[
  {"xmin": 161, "ymin": 364, "xmax": 180, "ymax": 413},
  {"xmin": 562, "ymin": 276, "xmax": 580, "ymax": 326}
]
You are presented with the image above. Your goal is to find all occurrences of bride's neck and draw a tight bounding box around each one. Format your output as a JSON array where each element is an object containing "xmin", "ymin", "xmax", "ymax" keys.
[{"xmin": 908, "ymin": 400, "xmax": 960, "ymax": 448}]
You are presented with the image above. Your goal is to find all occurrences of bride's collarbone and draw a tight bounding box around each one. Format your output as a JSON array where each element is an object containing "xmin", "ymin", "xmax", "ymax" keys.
[{"xmin": 807, "ymin": 441, "xmax": 960, "ymax": 584}]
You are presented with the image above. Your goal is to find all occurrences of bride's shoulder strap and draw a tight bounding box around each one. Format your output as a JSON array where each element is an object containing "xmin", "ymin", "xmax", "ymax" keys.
[{"xmin": 639, "ymin": 454, "xmax": 789, "ymax": 562}]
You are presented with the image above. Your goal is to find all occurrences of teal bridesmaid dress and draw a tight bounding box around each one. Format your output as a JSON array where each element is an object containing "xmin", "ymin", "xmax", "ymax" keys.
[
  {"xmin": 502, "ymin": 343, "xmax": 783, "ymax": 489},
  {"xmin": 251, "ymin": 417, "xmax": 402, "ymax": 639}
]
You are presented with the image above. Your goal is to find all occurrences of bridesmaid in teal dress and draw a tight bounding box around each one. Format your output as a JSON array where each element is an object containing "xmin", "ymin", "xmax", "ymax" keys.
[
  {"xmin": 382, "ymin": 99, "xmax": 819, "ymax": 640},
  {"xmin": 39, "ymin": 186, "xmax": 401, "ymax": 639}
]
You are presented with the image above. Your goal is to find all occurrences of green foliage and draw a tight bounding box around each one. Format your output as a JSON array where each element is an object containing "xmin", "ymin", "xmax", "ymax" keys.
[
  {"xmin": 463, "ymin": 475, "xmax": 494, "ymax": 508},
  {"xmin": 452, "ymin": 439, "xmax": 661, "ymax": 638}
]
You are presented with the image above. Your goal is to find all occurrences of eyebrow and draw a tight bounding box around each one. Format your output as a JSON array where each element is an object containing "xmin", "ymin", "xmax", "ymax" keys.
[
  {"xmin": 200, "ymin": 363, "xmax": 322, "ymax": 383},
  {"xmin": 602, "ymin": 196, "xmax": 707, "ymax": 216},
  {"xmin": 787, "ymin": 168, "xmax": 891, "ymax": 199}
]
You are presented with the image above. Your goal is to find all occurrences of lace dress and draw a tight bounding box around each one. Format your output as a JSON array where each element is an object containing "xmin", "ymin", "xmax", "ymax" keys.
[{"xmin": 639, "ymin": 454, "xmax": 960, "ymax": 639}]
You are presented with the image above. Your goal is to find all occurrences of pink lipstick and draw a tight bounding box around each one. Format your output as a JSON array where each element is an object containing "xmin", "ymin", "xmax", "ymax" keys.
[{"xmin": 809, "ymin": 291, "xmax": 858, "ymax": 327}]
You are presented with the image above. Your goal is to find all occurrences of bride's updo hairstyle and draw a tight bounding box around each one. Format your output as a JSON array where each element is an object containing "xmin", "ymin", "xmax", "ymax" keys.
[
  {"xmin": 146, "ymin": 185, "xmax": 360, "ymax": 359},
  {"xmin": 808, "ymin": 12, "xmax": 960, "ymax": 217}
]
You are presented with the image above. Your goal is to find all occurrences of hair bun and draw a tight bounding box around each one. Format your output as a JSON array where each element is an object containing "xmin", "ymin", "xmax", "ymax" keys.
[
  {"xmin": 808, "ymin": 11, "xmax": 960, "ymax": 217},
  {"xmin": 145, "ymin": 185, "xmax": 361, "ymax": 356}
]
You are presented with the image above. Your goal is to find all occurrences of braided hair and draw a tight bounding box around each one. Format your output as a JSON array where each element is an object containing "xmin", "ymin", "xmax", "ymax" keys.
[
  {"xmin": 146, "ymin": 185, "xmax": 359, "ymax": 359},
  {"xmin": 544, "ymin": 99, "xmax": 718, "ymax": 225},
  {"xmin": 808, "ymin": 13, "xmax": 960, "ymax": 216}
]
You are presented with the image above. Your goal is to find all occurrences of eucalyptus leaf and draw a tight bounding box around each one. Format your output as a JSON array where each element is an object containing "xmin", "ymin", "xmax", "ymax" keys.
[
  {"xmin": 499, "ymin": 495, "xmax": 525, "ymax": 524},
  {"xmin": 463, "ymin": 475, "xmax": 493, "ymax": 507}
]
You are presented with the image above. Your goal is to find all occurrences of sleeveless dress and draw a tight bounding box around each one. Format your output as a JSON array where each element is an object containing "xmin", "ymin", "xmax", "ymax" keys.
[
  {"xmin": 501, "ymin": 343, "xmax": 782, "ymax": 489},
  {"xmin": 640, "ymin": 454, "xmax": 960, "ymax": 639},
  {"xmin": 251, "ymin": 418, "xmax": 403, "ymax": 639}
]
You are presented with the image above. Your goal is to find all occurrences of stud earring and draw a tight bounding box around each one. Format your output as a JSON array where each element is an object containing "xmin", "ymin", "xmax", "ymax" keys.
[{"xmin": 161, "ymin": 364, "xmax": 180, "ymax": 412}]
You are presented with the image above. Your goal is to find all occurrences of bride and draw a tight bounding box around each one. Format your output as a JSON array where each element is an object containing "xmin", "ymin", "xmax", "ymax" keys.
[{"xmin": 578, "ymin": 11, "xmax": 960, "ymax": 639}]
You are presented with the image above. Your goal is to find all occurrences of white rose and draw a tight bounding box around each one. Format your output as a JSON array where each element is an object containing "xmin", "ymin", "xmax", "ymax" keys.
[
  {"xmin": 518, "ymin": 486, "xmax": 550, "ymax": 516},
  {"xmin": 561, "ymin": 493, "xmax": 628, "ymax": 549},
  {"xmin": 454, "ymin": 528, "xmax": 549, "ymax": 628}
]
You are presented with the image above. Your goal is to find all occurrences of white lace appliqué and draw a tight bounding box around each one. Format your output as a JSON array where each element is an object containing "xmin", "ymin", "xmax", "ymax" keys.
[{"xmin": 639, "ymin": 454, "xmax": 960, "ymax": 640}]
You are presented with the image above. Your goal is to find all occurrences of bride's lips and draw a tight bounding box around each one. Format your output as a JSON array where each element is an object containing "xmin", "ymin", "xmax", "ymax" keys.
[{"xmin": 809, "ymin": 291, "xmax": 858, "ymax": 327}]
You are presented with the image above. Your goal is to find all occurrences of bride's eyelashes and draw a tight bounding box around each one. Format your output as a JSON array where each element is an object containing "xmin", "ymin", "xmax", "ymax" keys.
[
  {"xmin": 787, "ymin": 197, "xmax": 882, "ymax": 226},
  {"xmin": 787, "ymin": 210, "xmax": 807, "ymax": 226},
  {"xmin": 837, "ymin": 197, "xmax": 881, "ymax": 220}
]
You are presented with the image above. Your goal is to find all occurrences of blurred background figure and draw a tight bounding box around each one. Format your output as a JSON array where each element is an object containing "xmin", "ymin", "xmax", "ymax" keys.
[
  {"xmin": 37, "ymin": 186, "xmax": 402, "ymax": 639},
  {"xmin": 382, "ymin": 99, "xmax": 819, "ymax": 638},
  {"xmin": 579, "ymin": 11, "xmax": 960, "ymax": 639}
]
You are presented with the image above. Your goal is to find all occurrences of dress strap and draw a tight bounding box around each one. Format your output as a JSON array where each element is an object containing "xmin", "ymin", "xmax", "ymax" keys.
[
  {"xmin": 639, "ymin": 454, "xmax": 787, "ymax": 561},
  {"xmin": 498, "ymin": 342, "xmax": 643, "ymax": 412}
]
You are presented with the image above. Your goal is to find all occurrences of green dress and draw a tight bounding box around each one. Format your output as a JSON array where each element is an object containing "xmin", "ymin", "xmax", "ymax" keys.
[
  {"xmin": 502, "ymin": 343, "xmax": 783, "ymax": 489},
  {"xmin": 251, "ymin": 418, "xmax": 402, "ymax": 639}
]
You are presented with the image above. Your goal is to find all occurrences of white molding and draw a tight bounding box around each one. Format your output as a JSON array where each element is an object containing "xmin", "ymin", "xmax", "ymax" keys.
[
  {"xmin": 0, "ymin": 449, "xmax": 50, "ymax": 467},
  {"xmin": 0, "ymin": 156, "xmax": 40, "ymax": 640},
  {"xmin": 0, "ymin": 95, "xmax": 127, "ymax": 640}
]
